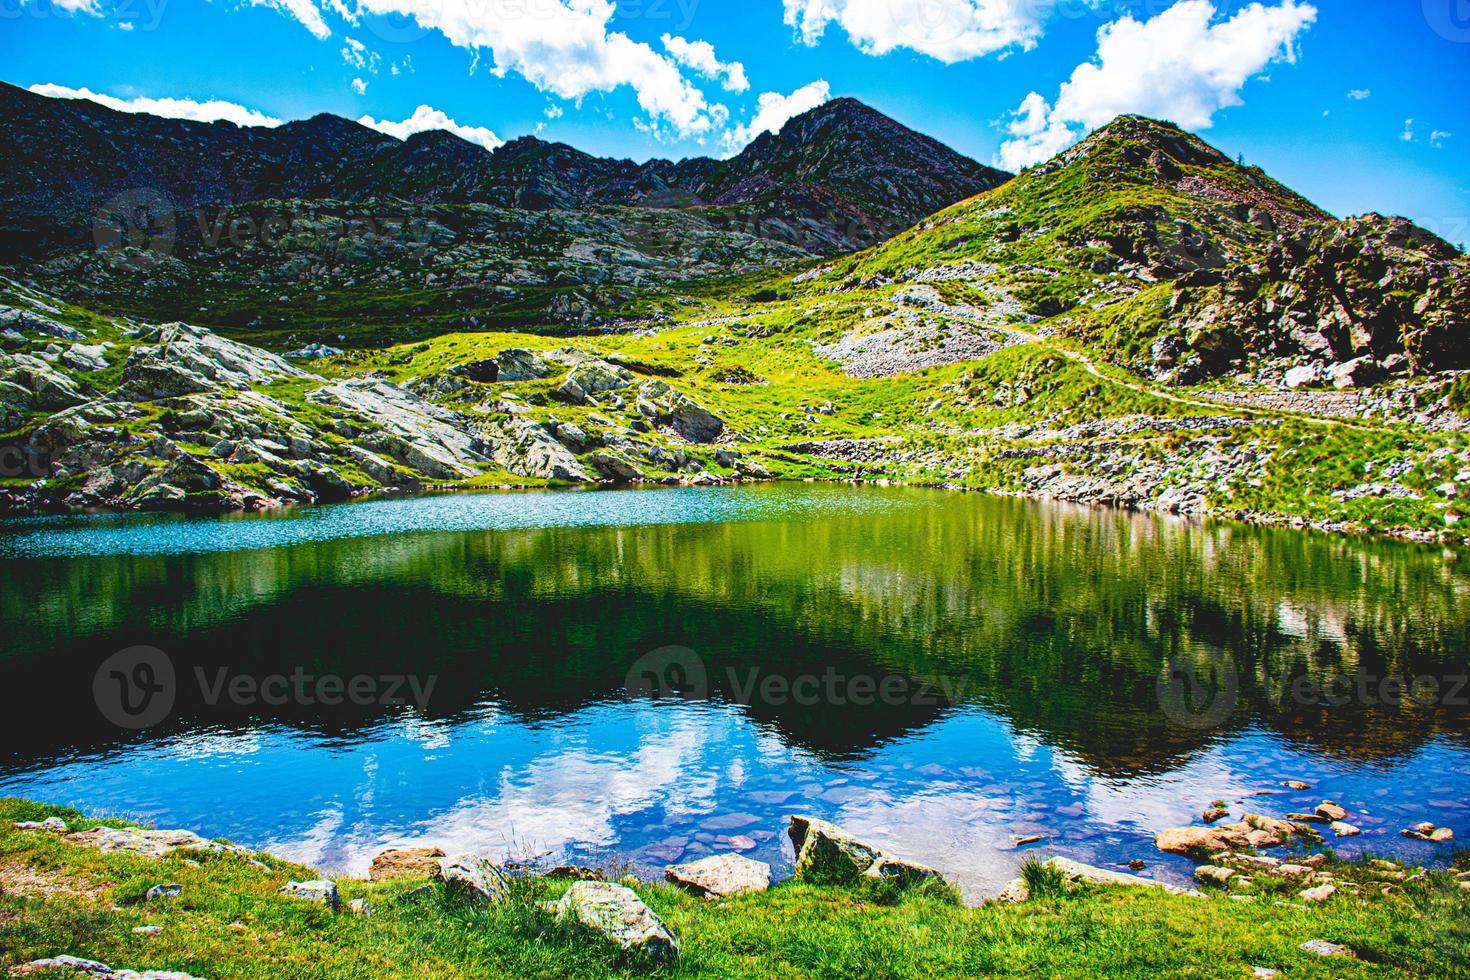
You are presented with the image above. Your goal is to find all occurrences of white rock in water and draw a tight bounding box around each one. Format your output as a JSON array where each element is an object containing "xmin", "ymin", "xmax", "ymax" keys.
[
  {"xmin": 664, "ymin": 853, "xmax": 771, "ymax": 899},
  {"xmin": 555, "ymin": 882, "xmax": 678, "ymax": 963}
]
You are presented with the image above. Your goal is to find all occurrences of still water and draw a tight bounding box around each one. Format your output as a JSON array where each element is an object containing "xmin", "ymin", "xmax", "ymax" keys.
[{"xmin": 2, "ymin": 485, "xmax": 1467, "ymax": 898}]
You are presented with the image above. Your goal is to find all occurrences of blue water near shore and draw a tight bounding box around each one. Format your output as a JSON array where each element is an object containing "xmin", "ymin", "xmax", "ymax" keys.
[{"xmin": 2, "ymin": 486, "xmax": 1467, "ymax": 898}]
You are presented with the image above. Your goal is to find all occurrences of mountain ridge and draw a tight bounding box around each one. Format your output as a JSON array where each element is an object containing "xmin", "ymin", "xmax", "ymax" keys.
[{"xmin": 0, "ymin": 82, "xmax": 1007, "ymax": 260}]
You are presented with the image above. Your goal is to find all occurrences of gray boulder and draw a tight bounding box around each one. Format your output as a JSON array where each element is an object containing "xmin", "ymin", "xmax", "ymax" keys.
[
  {"xmin": 278, "ymin": 879, "xmax": 341, "ymax": 909},
  {"xmin": 439, "ymin": 856, "xmax": 510, "ymax": 904},
  {"xmin": 665, "ymin": 854, "xmax": 771, "ymax": 899},
  {"xmin": 554, "ymin": 882, "xmax": 678, "ymax": 963},
  {"xmin": 636, "ymin": 380, "xmax": 724, "ymax": 443},
  {"xmin": 788, "ymin": 816, "xmax": 947, "ymax": 890}
]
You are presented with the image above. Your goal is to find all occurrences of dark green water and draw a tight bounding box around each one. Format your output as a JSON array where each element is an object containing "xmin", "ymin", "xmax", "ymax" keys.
[{"xmin": 1, "ymin": 485, "xmax": 1467, "ymax": 897}]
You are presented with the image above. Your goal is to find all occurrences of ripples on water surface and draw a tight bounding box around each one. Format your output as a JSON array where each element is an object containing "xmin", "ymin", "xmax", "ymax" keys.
[{"xmin": 2, "ymin": 485, "xmax": 1467, "ymax": 899}]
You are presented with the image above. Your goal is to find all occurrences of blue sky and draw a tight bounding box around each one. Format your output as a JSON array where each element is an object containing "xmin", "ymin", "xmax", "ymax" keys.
[{"xmin": 2, "ymin": 0, "xmax": 1467, "ymax": 239}]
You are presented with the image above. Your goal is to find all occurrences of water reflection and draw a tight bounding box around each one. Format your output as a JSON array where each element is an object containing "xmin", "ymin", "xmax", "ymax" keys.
[{"xmin": 1, "ymin": 486, "xmax": 1467, "ymax": 898}]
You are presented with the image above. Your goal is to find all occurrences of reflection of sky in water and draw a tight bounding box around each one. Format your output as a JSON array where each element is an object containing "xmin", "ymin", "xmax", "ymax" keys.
[{"xmin": 6, "ymin": 698, "xmax": 1466, "ymax": 901}]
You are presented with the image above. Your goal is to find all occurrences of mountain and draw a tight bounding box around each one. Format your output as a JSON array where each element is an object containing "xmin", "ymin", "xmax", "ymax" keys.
[
  {"xmin": 798, "ymin": 114, "xmax": 1468, "ymax": 382},
  {"xmin": 0, "ymin": 83, "xmax": 1005, "ymax": 261}
]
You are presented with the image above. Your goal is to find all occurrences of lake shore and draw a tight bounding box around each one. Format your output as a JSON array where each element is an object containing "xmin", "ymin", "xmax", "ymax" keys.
[{"xmin": 2, "ymin": 797, "xmax": 1467, "ymax": 979}]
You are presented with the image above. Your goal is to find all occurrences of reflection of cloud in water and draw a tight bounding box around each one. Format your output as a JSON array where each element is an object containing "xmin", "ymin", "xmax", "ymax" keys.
[{"xmin": 319, "ymin": 706, "xmax": 758, "ymax": 874}]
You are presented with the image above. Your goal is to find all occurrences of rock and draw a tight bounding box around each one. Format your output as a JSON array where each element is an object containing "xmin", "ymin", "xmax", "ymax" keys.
[
  {"xmin": 1202, "ymin": 806, "xmax": 1229, "ymax": 823},
  {"xmin": 144, "ymin": 883, "xmax": 181, "ymax": 900},
  {"xmin": 490, "ymin": 417, "xmax": 592, "ymax": 483},
  {"xmin": 1283, "ymin": 364, "xmax": 1323, "ymax": 389},
  {"xmin": 0, "ymin": 307, "xmax": 84, "ymax": 340},
  {"xmin": 1300, "ymin": 884, "xmax": 1336, "ymax": 902},
  {"xmin": 14, "ymin": 817, "xmax": 68, "ymax": 832},
  {"xmin": 1331, "ymin": 821, "xmax": 1360, "ymax": 837},
  {"xmin": 1011, "ymin": 834, "xmax": 1044, "ymax": 847},
  {"xmin": 132, "ymin": 926, "xmax": 163, "ymax": 935},
  {"xmin": 664, "ymin": 853, "xmax": 771, "ymax": 899},
  {"xmin": 64, "ymin": 825, "xmax": 249, "ymax": 860},
  {"xmin": 589, "ymin": 450, "xmax": 645, "ymax": 483},
  {"xmin": 1315, "ymin": 801, "xmax": 1348, "ymax": 822},
  {"xmin": 1275, "ymin": 864, "xmax": 1312, "ymax": 878},
  {"xmin": 494, "ymin": 348, "xmax": 551, "ymax": 382},
  {"xmin": 1299, "ymin": 939, "xmax": 1352, "ymax": 957},
  {"xmin": 636, "ymin": 380, "xmax": 725, "ymax": 443},
  {"xmin": 117, "ymin": 322, "xmax": 309, "ymax": 402},
  {"xmin": 1430, "ymin": 827, "xmax": 1455, "ymax": 842},
  {"xmin": 0, "ymin": 351, "xmax": 89, "ymax": 409},
  {"xmin": 1329, "ymin": 356, "xmax": 1381, "ymax": 389},
  {"xmin": 542, "ymin": 865, "xmax": 605, "ymax": 881},
  {"xmin": 1127, "ymin": 859, "xmax": 1147, "ymax": 871},
  {"xmin": 1193, "ymin": 865, "xmax": 1235, "ymax": 887},
  {"xmin": 788, "ymin": 815, "xmax": 946, "ymax": 890},
  {"xmin": 278, "ymin": 880, "xmax": 340, "ymax": 909},
  {"xmin": 369, "ymin": 846, "xmax": 446, "ymax": 881},
  {"xmin": 553, "ymin": 360, "xmax": 632, "ymax": 405},
  {"xmin": 554, "ymin": 882, "xmax": 678, "ymax": 963},
  {"xmin": 348, "ymin": 898, "xmax": 372, "ymax": 915},
  {"xmin": 282, "ymin": 343, "xmax": 342, "ymax": 359},
  {"xmin": 63, "ymin": 344, "xmax": 110, "ymax": 373},
  {"xmin": 439, "ymin": 856, "xmax": 510, "ymax": 904},
  {"xmin": 1282, "ymin": 780, "xmax": 1311, "ymax": 791},
  {"xmin": 991, "ymin": 876, "xmax": 1031, "ymax": 904},
  {"xmin": 21, "ymin": 955, "xmax": 209, "ymax": 979},
  {"xmin": 1045, "ymin": 857, "xmax": 1202, "ymax": 897},
  {"xmin": 1154, "ymin": 824, "xmax": 1249, "ymax": 856},
  {"xmin": 308, "ymin": 379, "xmax": 490, "ymax": 479}
]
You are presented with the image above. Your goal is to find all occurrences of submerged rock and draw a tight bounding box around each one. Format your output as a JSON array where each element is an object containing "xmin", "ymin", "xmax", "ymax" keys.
[{"xmin": 554, "ymin": 882, "xmax": 678, "ymax": 963}]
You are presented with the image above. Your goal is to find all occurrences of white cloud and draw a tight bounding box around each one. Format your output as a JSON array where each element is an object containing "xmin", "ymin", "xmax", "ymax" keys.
[
  {"xmin": 782, "ymin": 0, "xmax": 1056, "ymax": 63},
  {"xmin": 341, "ymin": 36, "xmax": 381, "ymax": 74},
  {"xmin": 351, "ymin": 77, "xmax": 369, "ymax": 95},
  {"xmin": 357, "ymin": 104, "xmax": 504, "ymax": 151},
  {"xmin": 1431, "ymin": 129, "xmax": 1451, "ymax": 148},
  {"xmin": 660, "ymin": 34, "xmax": 749, "ymax": 93},
  {"xmin": 338, "ymin": 0, "xmax": 727, "ymax": 139},
  {"xmin": 1403, "ymin": 118, "xmax": 1415, "ymax": 142},
  {"xmin": 721, "ymin": 79, "xmax": 830, "ymax": 154},
  {"xmin": 27, "ymin": 83, "xmax": 283, "ymax": 128},
  {"xmin": 996, "ymin": 0, "xmax": 1317, "ymax": 171},
  {"xmin": 246, "ymin": 0, "xmax": 331, "ymax": 39},
  {"xmin": 46, "ymin": 0, "xmax": 103, "ymax": 13},
  {"xmin": 1347, "ymin": 88, "xmax": 1371, "ymax": 100}
]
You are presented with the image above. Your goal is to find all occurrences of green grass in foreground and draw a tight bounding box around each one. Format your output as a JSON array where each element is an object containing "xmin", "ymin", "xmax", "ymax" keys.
[{"xmin": 2, "ymin": 799, "xmax": 1468, "ymax": 977}]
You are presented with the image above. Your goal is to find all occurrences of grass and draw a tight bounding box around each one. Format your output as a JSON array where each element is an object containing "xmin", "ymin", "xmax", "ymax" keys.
[{"xmin": 2, "ymin": 799, "xmax": 1467, "ymax": 978}]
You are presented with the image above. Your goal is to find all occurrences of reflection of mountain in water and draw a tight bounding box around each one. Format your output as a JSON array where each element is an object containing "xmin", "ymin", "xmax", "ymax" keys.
[{"xmin": 2, "ymin": 489, "xmax": 1467, "ymax": 774}]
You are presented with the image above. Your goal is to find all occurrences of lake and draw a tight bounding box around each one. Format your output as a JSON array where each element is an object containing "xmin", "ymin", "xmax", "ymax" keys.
[{"xmin": 2, "ymin": 485, "xmax": 1467, "ymax": 899}]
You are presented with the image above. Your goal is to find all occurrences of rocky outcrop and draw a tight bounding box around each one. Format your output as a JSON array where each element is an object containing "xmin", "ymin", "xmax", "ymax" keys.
[
  {"xmin": 664, "ymin": 854, "xmax": 771, "ymax": 899},
  {"xmin": 636, "ymin": 380, "xmax": 724, "ymax": 443},
  {"xmin": 488, "ymin": 416, "xmax": 592, "ymax": 483},
  {"xmin": 553, "ymin": 360, "xmax": 633, "ymax": 407},
  {"xmin": 787, "ymin": 816, "xmax": 947, "ymax": 890},
  {"xmin": 19, "ymin": 955, "xmax": 207, "ymax": 979},
  {"xmin": 115, "ymin": 322, "xmax": 309, "ymax": 401},
  {"xmin": 553, "ymin": 882, "xmax": 678, "ymax": 963},
  {"xmin": 307, "ymin": 379, "xmax": 489, "ymax": 479},
  {"xmin": 64, "ymin": 825, "xmax": 252, "ymax": 860}
]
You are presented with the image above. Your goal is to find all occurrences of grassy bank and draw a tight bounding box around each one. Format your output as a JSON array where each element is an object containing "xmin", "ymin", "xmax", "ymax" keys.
[{"xmin": 2, "ymin": 799, "xmax": 1467, "ymax": 978}]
